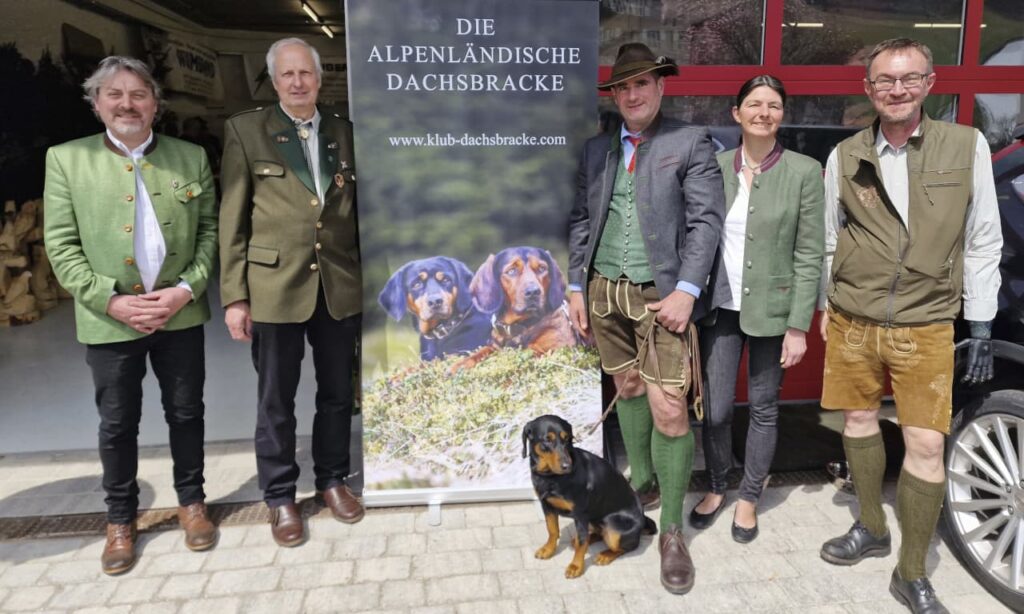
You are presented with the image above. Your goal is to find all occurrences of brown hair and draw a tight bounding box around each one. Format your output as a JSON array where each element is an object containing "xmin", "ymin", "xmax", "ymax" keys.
[{"xmin": 865, "ymin": 38, "xmax": 934, "ymax": 77}]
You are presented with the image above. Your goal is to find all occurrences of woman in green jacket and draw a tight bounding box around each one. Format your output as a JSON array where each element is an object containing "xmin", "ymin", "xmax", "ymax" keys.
[{"xmin": 689, "ymin": 75, "xmax": 825, "ymax": 542}]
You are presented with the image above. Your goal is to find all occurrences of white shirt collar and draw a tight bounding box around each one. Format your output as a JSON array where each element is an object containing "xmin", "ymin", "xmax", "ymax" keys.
[
  {"xmin": 280, "ymin": 105, "xmax": 321, "ymax": 131},
  {"xmin": 620, "ymin": 123, "xmax": 643, "ymax": 143},
  {"xmin": 875, "ymin": 124, "xmax": 921, "ymax": 155},
  {"xmin": 106, "ymin": 129, "xmax": 153, "ymax": 159}
]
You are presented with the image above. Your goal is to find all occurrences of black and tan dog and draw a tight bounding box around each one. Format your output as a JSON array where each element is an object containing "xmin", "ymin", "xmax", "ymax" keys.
[
  {"xmin": 378, "ymin": 256, "xmax": 491, "ymax": 361},
  {"xmin": 523, "ymin": 414, "xmax": 656, "ymax": 578},
  {"xmin": 456, "ymin": 246, "xmax": 578, "ymax": 369}
]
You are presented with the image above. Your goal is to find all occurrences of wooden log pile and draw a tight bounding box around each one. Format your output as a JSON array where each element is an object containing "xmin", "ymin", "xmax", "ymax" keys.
[{"xmin": 0, "ymin": 199, "xmax": 66, "ymax": 326}]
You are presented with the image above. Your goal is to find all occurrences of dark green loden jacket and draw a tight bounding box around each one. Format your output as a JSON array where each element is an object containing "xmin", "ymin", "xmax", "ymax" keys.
[{"xmin": 219, "ymin": 104, "xmax": 361, "ymax": 323}]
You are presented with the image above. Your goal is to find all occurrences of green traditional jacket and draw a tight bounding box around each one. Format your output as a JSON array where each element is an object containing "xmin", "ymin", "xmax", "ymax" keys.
[{"xmin": 43, "ymin": 133, "xmax": 218, "ymax": 344}]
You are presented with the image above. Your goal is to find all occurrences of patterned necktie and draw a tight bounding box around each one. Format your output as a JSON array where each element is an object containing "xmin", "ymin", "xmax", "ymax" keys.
[{"xmin": 626, "ymin": 136, "xmax": 643, "ymax": 173}]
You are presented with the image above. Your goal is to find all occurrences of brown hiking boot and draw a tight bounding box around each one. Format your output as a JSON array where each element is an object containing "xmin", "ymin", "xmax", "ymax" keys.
[
  {"xmin": 101, "ymin": 522, "xmax": 137, "ymax": 575},
  {"xmin": 178, "ymin": 502, "xmax": 217, "ymax": 551},
  {"xmin": 658, "ymin": 524, "xmax": 694, "ymax": 594}
]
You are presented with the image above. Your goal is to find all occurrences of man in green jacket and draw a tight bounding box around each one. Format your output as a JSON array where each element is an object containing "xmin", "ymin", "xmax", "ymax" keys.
[
  {"xmin": 818, "ymin": 38, "xmax": 1002, "ymax": 613},
  {"xmin": 44, "ymin": 56, "xmax": 219, "ymax": 574},
  {"xmin": 219, "ymin": 38, "xmax": 364, "ymax": 546}
]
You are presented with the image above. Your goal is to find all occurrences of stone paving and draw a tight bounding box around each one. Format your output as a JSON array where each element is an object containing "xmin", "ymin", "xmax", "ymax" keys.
[{"xmin": 0, "ymin": 443, "xmax": 1011, "ymax": 613}]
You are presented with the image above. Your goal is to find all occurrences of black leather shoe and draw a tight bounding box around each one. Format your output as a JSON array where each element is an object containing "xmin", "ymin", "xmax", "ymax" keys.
[
  {"xmin": 820, "ymin": 520, "xmax": 891, "ymax": 565},
  {"xmin": 688, "ymin": 494, "xmax": 726, "ymax": 530},
  {"xmin": 889, "ymin": 569, "xmax": 949, "ymax": 613}
]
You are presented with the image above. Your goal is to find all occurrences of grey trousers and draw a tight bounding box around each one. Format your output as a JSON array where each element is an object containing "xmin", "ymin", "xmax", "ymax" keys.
[{"xmin": 700, "ymin": 309, "xmax": 785, "ymax": 502}]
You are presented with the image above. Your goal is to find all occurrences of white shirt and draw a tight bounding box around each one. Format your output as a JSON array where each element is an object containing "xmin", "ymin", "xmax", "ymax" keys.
[
  {"xmin": 107, "ymin": 130, "xmax": 166, "ymax": 294},
  {"xmin": 821, "ymin": 125, "xmax": 1003, "ymax": 321},
  {"xmin": 281, "ymin": 105, "xmax": 324, "ymax": 204},
  {"xmin": 719, "ymin": 152, "xmax": 753, "ymax": 311}
]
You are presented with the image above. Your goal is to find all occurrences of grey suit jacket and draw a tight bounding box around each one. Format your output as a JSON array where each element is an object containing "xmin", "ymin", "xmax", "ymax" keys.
[{"xmin": 568, "ymin": 114, "xmax": 727, "ymax": 319}]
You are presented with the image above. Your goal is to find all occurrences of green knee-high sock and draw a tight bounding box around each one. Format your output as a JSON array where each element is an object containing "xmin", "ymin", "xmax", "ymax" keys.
[
  {"xmin": 616, "ymin": 395, "xmax": 655, "ymax": 491},
  {"xmin": 844, "ymin": 432, "xmax": 888, "ymax": 537},
  {"xmin": 896, "ymin": 468, "xmax": 946, "ymax": 580},
  {"xmin": 652, "ymin": 429, "xmax": 695, "ymax": 529}
]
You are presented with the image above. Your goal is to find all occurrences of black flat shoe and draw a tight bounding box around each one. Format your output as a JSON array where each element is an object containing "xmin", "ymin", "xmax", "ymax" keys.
[
  {"xmin": 688, "ymin": 495, "xmax": 726, "ymax": 530},
  {"xmin": 731, "ymin": 520, "xmax": 759, "ymax": 543}
]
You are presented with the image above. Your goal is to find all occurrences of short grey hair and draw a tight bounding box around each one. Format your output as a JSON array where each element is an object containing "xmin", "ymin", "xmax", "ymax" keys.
[
  {"xmin": 266, "ymin": 38, "xmax": 323, "ymax": 84},
  {"xmin": 82, "ymin": 56, "xmax": 164, "ymax": 116},
  {"xmin": 865, "ymin": 38, "xmax": 934, "ymax": 77}
]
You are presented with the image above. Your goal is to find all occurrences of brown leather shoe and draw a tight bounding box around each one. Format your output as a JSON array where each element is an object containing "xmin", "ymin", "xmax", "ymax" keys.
[
  {"xmin": 318, "ymin": 484, "xmax": 365, "ymax": 524},
  {"xmin": 637, "ymin": 484, "xmax": 661, "ymax": 510},
  {"xmin": 269, "ymin": 503, "xmax": 305, "ymax": 547},
  {"xmin": 178, "ymin": 502, "xmax": 217, "ymax": 551},
  {"xmin": 659, "ymin": 524, "xmax": 695, "ymax": 594},
  {"xmin": 101, "ymin": 522, "xmax": 137, "ymax": 575}
]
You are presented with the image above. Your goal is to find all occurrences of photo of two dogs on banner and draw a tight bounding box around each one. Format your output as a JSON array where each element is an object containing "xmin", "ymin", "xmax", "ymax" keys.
[{"xmin": 378, "ymin": 246, "xmax": 587, "ymax": 367}]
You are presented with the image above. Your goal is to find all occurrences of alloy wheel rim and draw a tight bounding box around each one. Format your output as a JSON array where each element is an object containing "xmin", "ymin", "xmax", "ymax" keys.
[{"xmin": 947, "ymin": 412, "xmax": 1024, "ymax": 594}]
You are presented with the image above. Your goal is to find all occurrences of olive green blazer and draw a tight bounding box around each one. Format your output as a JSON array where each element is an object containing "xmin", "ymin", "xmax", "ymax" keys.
[
  {"xmin": 219, "ymin": 104, "xmax": 361, "ymax": 323},
  {"xmin": 43, "ymin": 133, "xmax": 217, "ymax": 344},
  {"xmin": 709, "ymin": 147, "xmax": 825, "ymax": 336}
]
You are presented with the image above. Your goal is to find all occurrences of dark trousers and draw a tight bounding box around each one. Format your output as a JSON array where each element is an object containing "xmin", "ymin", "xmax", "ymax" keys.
[
  {"xmin": 700, "ymin": 309, "xmax": 785, "ymax": 502},
  {"xmin": 251, "ymin": 291, "xmax": 359, "ymax": 507},
  {"xmin": 86, "ymin": 326, "xmax": 206, "ymax": 524}
]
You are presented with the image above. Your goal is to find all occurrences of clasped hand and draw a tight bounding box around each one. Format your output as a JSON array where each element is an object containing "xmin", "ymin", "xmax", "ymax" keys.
[{"xmin": 107, "ymin": 287, "xmax": 191, "ymax": 334}]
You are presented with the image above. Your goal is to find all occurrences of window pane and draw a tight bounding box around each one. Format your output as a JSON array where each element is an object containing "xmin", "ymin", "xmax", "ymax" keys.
[
  {"xmin": 981, "ymin": 0, "xmax": 1024, "ymax": 66},
  {"xmin": 782, "ymin": 0, "xmax": 963, "ymax": 66},
  {"xmin": 975, "ymin": 94, "xmax": 1024, "ymax": 151},
  {"xmin": 599, "ymin": 0, "xmax": 763, "ymax": 65}
]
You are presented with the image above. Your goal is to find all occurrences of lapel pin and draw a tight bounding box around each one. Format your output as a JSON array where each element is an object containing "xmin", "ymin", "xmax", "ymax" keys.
[
  {"xmin": 334, "ymin": 173, "xmax": 345, "ymax": 189},
  {"xmin": 327, "ymin": 142, "xmax": 339, "ymax": 150},
  {"xmin": 297, "ymin": 127, "xmax": 310, "ymax": 140},
  {"xmin": 340, "ymin": 161, "xmax": 350, "ymax": 170},
  {"xmin": 276, "ymin": 135, "xmax": 290, "ymax": 143},
  {"xmin": 171, "ymin": 179, "xmax": 179, "ymax": 188}
]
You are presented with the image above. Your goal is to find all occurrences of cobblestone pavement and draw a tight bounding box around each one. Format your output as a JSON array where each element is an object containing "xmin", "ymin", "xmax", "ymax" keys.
[{"xmin": 0, "ymin": 443, "xmax": 1010, "ymax": 613}]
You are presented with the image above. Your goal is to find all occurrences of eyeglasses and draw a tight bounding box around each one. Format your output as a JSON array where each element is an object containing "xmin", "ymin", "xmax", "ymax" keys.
[{"xmin": 868, "ymin": 72, "xmax": 929, "ymax": 91}]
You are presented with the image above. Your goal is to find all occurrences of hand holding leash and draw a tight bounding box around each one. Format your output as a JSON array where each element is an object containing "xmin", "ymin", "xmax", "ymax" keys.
[{"xmin": 646, "ymin": 289, "xmax": 695, "ymax": 334}]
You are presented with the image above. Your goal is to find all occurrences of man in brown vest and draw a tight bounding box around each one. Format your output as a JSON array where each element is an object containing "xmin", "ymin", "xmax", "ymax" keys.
[{"xmin": 817, "ymin": 38, "xmax": 1002, "ymax": 613}]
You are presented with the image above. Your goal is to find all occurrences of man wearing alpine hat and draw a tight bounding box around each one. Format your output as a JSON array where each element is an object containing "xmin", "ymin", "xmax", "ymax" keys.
[{"xmin": 567, "ymin": 43, "xmax": 727, "ymax": 594}]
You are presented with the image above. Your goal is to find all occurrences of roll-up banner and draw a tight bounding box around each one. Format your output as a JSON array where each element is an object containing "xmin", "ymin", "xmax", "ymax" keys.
[{"xmin": 346, "ymin": 0, "xmax": 601, "ymax": 505}]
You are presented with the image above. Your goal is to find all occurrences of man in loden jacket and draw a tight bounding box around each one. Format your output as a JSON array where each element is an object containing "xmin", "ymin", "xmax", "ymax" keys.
[
  {"xmin": 219, "ymin": 38, "xmax": 364, "ymax": 547},
  {"xmin": 567, "ymin": 42, "xmax": 726, "ymax": 595},
  {"xmin": 44, "ymin": 56, "xmax": 218, "ymax": 574}
]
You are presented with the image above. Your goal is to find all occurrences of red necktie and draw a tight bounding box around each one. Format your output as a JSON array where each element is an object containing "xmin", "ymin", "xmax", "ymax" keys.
[{"xmin": 626, "ymin": 136, "xmax": 643, "ymax": 173}]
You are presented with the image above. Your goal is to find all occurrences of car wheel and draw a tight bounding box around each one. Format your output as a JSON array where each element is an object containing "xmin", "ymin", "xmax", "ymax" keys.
[{"xmin": 943, "ymin": 389, "xmax": 1024, "ymax": 611}]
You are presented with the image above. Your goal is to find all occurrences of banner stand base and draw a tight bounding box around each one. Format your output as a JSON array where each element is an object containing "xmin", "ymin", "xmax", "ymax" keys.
[{"xmin": 363, "ymin": 486, "xmax": 536, "ymax": 509}]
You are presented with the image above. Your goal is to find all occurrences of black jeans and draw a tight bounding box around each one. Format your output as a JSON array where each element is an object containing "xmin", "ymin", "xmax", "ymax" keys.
[
  {"xmin": 86, "ymin": 326, "xmax": 206, "ymax": 524},
  {"xmin": 251, "ymin": 291, "xmax": 359, "ymax": 507},
  {"xmin": 700, "ymin": 309, "xmax": 785, "ymax": 502}
]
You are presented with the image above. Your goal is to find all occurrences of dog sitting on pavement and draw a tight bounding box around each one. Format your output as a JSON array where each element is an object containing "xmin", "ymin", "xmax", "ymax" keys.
[{"xmin": 523, "ymin": 414, "xmax": 657, "ymax": 578}]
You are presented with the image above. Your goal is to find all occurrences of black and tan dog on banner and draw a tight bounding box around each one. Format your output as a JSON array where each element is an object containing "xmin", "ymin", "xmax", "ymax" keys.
[
  {"xmin": 523, "ymin": 414, "xmax": 657, "ymax": 579},
  {"xmin": 378, "ymin": 256, "xmax": 492, "ymax": 361},
  {"xmin": 456, "ymin": 246, "xmax": 579, "ymax": 369}
]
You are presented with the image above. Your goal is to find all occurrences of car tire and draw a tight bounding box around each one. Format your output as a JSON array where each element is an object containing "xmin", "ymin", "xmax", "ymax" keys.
[{"xmin": 942, "ymin": 389, "xmax": 1024, "ymax": 612}]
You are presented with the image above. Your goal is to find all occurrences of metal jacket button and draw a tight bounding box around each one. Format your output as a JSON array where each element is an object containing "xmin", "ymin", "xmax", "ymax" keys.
[
  {"xmin": 125, "ymin": 257, "xmax": 135, "ymax": 266},
  {"xmin": 125, "ymin": 194, "xmax": 134, "ymax": 202},
  {"xmin": 132, "ymin": 283, "xmax": 143, "ymax": 293},
  {"xmin": 124, "ymin": 225, "xmax": 133, "ymax": 233},
  {"xmin": 310, "ymin": 263, "xmax": 319, "ymax": 271}
]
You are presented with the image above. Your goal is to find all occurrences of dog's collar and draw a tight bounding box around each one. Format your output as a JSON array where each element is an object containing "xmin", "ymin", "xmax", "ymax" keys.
[
  {"xmin": 491, "ymin": 312, "xmax": 543, "ymax": 346},
  {"xmin": 492, "ymin": 300, "xmax": 573, "ymax": 347},
  {"xmin": 421, "ymin": 308, "xmax": 472, "ymax": 340}
]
